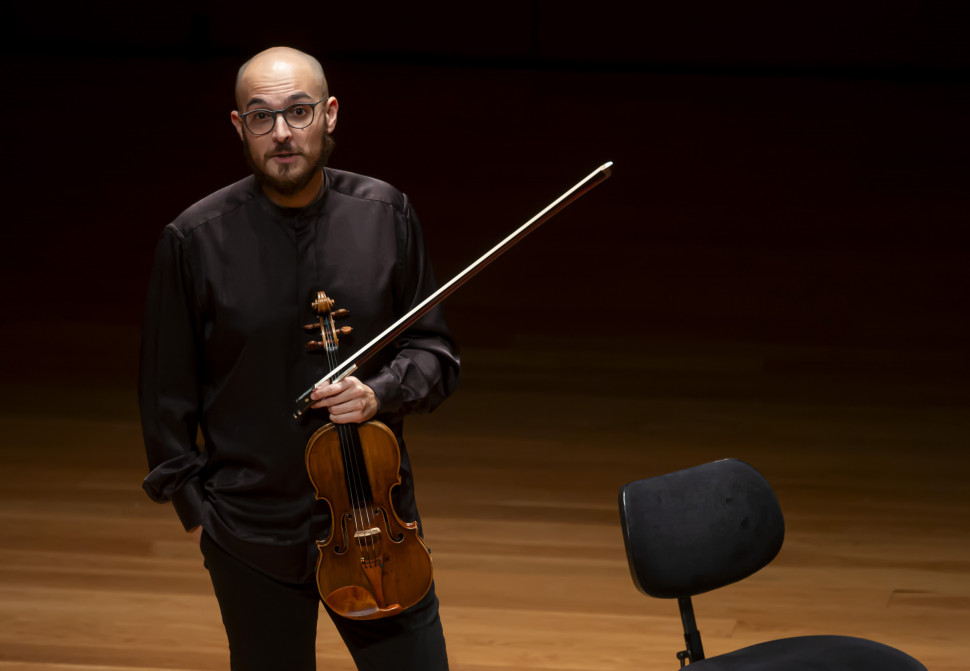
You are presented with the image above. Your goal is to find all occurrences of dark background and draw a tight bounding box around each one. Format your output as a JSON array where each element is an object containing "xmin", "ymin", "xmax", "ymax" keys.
[
  {"xmin": 0, "ymin": 7, "xmax": 966, "ymax": 667},
  {"xmin": 1, "ymin": 1, "xmax": 967, "ymax": 390}
]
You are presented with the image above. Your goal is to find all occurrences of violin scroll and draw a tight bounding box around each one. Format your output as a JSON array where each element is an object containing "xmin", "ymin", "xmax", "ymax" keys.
[{"xmin": 311, "ymin": 292, "xmax": 334, "ymax": 314}]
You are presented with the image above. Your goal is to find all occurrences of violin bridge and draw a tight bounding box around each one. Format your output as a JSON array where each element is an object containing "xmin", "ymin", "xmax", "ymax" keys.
[{"xmin": 354, "ymin": 527, "xmax": 381, "ymax": 540}]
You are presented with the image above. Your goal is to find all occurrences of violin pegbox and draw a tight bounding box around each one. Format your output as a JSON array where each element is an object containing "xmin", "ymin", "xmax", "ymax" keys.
[{"xmin": 304, "ymin": 290, "xmax": 351, "ymax": 353}]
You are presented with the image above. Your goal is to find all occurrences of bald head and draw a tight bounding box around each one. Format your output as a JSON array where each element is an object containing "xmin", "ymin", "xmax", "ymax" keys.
[{"xmin": 235, "ymin": 47, "xmax": 328, "ymax": 109}]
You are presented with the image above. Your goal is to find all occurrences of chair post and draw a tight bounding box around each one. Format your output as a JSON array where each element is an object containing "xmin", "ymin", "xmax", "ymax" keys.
[{"xmin": 677, "ymin": 596, "xmax": 705, "ymax": 666}]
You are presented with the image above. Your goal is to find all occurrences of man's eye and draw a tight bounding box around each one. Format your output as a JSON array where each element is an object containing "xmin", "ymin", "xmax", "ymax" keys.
[
  {"xmin": 252, "ymin": 111, "xmax": 270, "ymax": 121},
  {"xmin": 290, "ymin": 107, "xmax": 308, "ymax": 117}
]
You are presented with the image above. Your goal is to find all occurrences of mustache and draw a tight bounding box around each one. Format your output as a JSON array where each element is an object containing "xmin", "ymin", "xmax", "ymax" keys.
[{"xmin": 267, "ymin": 145, "xmax": 301, "ymax": 157}]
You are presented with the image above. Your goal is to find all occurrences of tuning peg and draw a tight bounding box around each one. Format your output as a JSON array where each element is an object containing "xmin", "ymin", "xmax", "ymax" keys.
[
  {"xmin": 305, "ymin": 341, "xmax": 326, "ymax": 352},
  {"xmin": 303, "ymin": 322, "xmax": 321, "ymax": 333},
  {"xmin": 336, "ymin": 326, "xmax": 352, "ymax": 335},
  {"xmin": 334, "ymin": 309, "xmax": 350, "ymax": 319}
]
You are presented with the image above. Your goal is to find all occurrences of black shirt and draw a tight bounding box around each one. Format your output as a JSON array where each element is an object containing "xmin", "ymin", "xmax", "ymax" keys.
[{"xmin": 139, "ymin": 168, "xmax": 460, "ymax": 582}]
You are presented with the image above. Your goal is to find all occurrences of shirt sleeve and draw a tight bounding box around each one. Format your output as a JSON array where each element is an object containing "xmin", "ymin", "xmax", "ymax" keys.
[
  {"xmin": 365, "ymin": 202, "xmax": 461, "ymax": 422},
  {"xmin": 138, "ymin": 226, "xmax": 207, "ymax": 531}
]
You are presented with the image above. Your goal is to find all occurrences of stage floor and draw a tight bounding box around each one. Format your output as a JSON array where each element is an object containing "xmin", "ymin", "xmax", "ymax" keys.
[{"xmin": 0, "ymin": 336, "xmax": 966, "ymax": 670}]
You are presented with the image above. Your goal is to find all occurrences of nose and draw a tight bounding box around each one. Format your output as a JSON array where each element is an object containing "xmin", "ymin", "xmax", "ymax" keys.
[{"xmin": 271, "ymin": 113, "xmax": 292, "ymax": 142}]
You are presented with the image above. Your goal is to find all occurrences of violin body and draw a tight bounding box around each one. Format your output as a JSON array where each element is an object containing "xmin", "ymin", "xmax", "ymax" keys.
[{"xmin": 305, "ymin": 419, "xmax": 433, "ymax": 620}]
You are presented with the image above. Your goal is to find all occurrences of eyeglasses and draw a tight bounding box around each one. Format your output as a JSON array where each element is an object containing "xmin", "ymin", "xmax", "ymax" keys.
[{"xmin": 238, "ymin": 99, "xmax": 327, "ymax": 135}]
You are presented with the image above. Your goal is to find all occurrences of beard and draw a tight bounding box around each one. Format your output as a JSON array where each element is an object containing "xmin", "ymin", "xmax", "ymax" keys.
[{"xmin": 244, "ymin": 130, "xmax": 336, "ymax": 197}]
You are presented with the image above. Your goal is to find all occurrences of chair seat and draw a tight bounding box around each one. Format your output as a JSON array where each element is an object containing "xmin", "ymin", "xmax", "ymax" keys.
[{"xmin": 684, "ymin": 635, "xmax": 926, "ymax": 670}]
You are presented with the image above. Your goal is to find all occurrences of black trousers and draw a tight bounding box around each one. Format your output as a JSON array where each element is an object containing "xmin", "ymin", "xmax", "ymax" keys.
[{"xmin": 201, "ymin": 532, "xmax": 449, "ymax": 671}]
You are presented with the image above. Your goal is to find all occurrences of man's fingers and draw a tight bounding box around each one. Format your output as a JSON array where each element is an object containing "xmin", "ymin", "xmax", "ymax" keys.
[
  {"xmin": 330, "ymin": 410, "xmax": 366, "ymax": 424},
  {"xmin": 310, "ymin": 390, "xmax": 354, "ymax": 410},
  {"xmin": 308, "ymin": 377, "xmax": 376, "ymax": 422},
  {"xmin": 310, "ymin": 381, "xmax": 341, "ymax": 401},
  {"xmin": 328, "ymin": 397, "xmax": 367, "ymax": 418}
]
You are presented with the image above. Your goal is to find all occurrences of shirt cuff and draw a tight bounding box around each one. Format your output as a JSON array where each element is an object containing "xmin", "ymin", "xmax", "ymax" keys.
[
  {"xmin": 171, "ymin": 479, "xmax": 206, "ymax": 531},
  {"xmin": 366, "ymin": 369, "xmax": 402, "ymax": 419}
]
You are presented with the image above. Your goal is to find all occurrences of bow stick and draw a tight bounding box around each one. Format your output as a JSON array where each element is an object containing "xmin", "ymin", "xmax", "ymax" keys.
[{"xmin": 294, "ymin": 161, "xmax": 614, "ymax": 419}]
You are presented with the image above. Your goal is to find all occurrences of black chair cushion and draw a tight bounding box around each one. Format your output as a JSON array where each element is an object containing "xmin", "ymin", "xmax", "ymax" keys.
[
  {"xmin": 685, "ymin": 635, "xmax": 926, "ymax": 670},
  {"xmin": 619, "ymin": 459, "xmax": 785, "ymax": 598}
]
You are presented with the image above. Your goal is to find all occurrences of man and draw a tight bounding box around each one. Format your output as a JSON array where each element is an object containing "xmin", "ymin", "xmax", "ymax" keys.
[{"xmin": 139, "ymin": 46, "xmax": 459, "ymax": 670}]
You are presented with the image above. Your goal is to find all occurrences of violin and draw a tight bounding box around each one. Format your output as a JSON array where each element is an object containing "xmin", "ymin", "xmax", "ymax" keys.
[
  {"xmin": 303, "ymin": 291, "xmax": 433, "ymax": 620},
  {"xmin": 297, "ymin": 162, "xmax": 614, "ymax": 621}
]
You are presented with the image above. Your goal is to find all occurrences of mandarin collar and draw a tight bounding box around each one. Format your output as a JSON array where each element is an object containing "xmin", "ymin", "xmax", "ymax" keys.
[{"xmin": 252, "ymin": 169, "xmax": 329, "ymax": 223}]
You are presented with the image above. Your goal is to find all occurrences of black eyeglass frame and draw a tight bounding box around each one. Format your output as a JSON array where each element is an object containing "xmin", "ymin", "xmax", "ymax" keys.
[{"xmin": 238, "ymin": 98, "xmax": 328, "ymax": 135}]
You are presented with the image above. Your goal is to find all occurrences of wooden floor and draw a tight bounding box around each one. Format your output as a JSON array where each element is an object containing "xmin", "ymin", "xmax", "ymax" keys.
[{"xmin": 0, "ymin": 335, "xmax": 967, "ymax": 670}]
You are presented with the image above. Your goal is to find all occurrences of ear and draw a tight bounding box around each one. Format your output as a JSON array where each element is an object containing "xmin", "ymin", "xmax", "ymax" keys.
[
  {"xmin": 324, "ymin": 97, "xmax": 339, "ymax": 134},
  {"xmin": 230, "ymin": 110, "xmax": 245, "ymax": 141}
]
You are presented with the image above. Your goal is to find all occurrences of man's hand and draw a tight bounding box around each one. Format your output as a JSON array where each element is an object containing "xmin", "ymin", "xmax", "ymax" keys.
[{"xmin": 310, "ymin": 376, "xmax": 378, "ymax": 424}]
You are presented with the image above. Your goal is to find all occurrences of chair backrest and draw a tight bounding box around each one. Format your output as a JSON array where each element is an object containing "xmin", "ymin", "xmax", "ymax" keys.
[{"xmin": 618, "ymin": 458, "xmax": 785, "ymax": 599}]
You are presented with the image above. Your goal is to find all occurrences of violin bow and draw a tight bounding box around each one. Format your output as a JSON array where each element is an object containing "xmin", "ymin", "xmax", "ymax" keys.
[{"xmin": 294, "ymin": 161, "xmax": 614, "ymax": 419}]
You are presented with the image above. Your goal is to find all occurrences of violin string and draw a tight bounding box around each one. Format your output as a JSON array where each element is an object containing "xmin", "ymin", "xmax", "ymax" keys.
[
  {"xmin": 323, "ymin": 322, "xmax": 363, "ymax": 545},
  {"xmin": 347, "ymin": 420, "xmax": 377, "ymax": 563},
  {"xmin": 323, "ymin": 312, "xmax": 375, "ymax": 561}
]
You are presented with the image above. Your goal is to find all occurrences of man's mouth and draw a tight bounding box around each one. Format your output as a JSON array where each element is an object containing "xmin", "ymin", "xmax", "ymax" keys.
[{"xmin": 270, "ymin": 151, "xmax": 299, "ymax": 163}]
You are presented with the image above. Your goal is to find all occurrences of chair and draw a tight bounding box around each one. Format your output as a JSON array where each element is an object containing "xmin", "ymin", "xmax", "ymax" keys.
[{"xmin": 617, "ymin": 458, "xmax": 926, "ymax": 670}]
